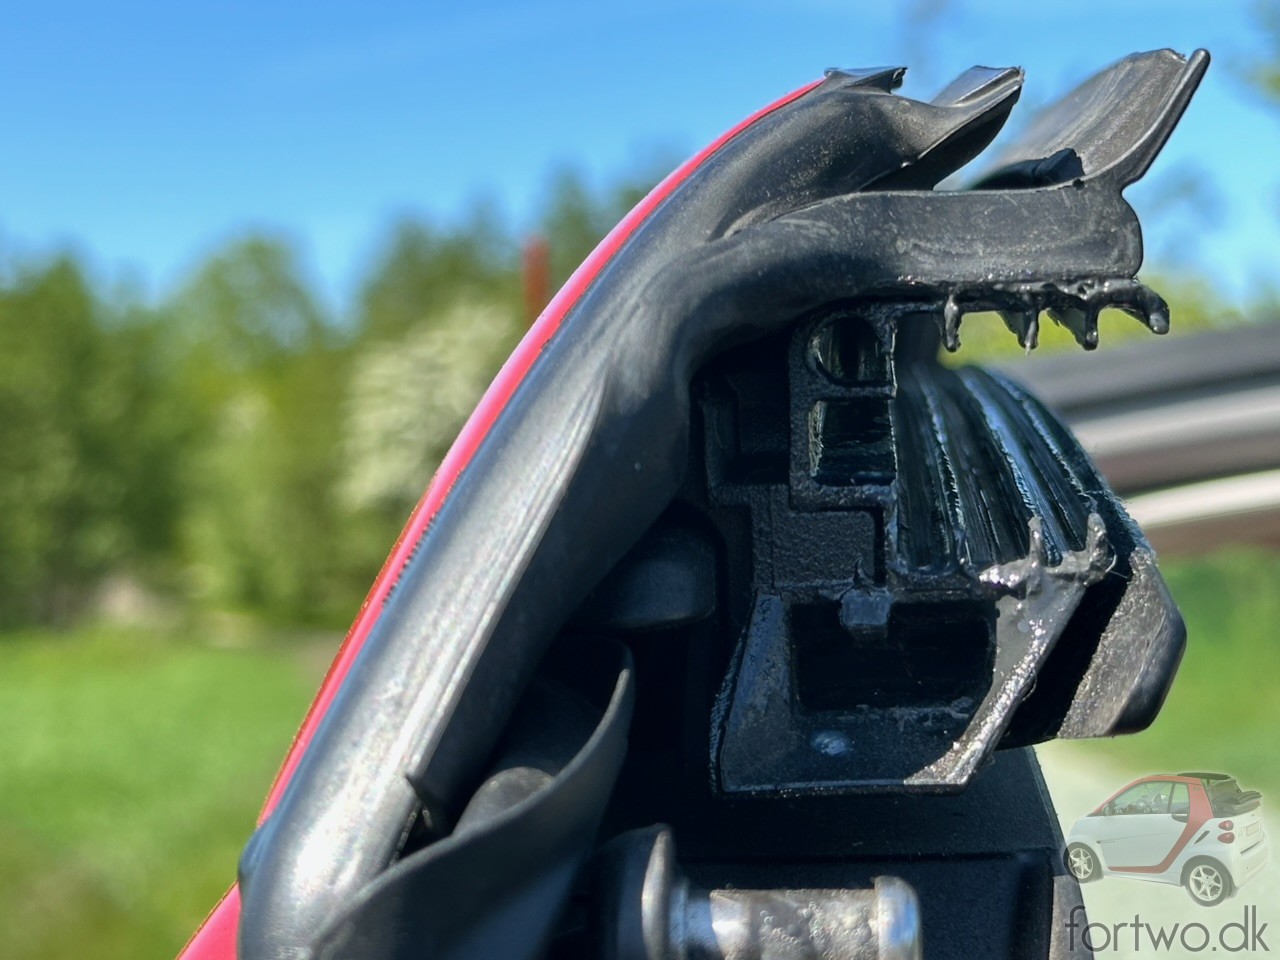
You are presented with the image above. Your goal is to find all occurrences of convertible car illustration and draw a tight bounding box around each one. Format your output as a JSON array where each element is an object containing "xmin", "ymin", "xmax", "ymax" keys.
[{"xmin": 1066, "ymin": 772, "xmax": 1268, "ymax": 906}]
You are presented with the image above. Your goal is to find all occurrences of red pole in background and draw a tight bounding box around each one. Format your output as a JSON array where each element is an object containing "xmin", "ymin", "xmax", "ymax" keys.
[{"xmin": 522, "ymin": 235, "xmax": 551, "ymax": 328}]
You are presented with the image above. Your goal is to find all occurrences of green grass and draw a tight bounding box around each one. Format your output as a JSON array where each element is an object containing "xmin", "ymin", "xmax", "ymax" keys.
[
  {"xmin": 1044, "ymin": 547, "xmax": 1280, "ymax": 800},
  {"xmin": 0, "ymin": 548, "xmax": 1274, "ymax": 959},
  {"xmin": 0, "ymin": 624, "xmax": 327, "ymax": 959}
]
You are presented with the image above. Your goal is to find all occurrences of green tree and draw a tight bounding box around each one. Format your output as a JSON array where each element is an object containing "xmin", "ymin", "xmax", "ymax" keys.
[
  {"xmin": 1250, "ymin": 0, "xmax": 1280, "ymax": 103},
  {"xmin": 355, "ymin": 212, "xmax": 519, "ymax": 343},
  {"xmin": 341, "ymin": 297, "xmax": 522, "ymax": 517},
  {"xmin": 0, "ymin": 258, "xmax": 187, "ymax": 624},
  {"xmin": 170, "ymin": 236, "xmax": 353, "ymax": 623}
]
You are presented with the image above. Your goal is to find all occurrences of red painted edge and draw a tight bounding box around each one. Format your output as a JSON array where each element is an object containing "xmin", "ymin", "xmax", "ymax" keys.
[
  {"xmin": 179, "ymin": 887, "xmax": 241, "ymax": 960},
  {"xmin": 176, "ymin": 76, "xmax": 822, "ymax": 960}
]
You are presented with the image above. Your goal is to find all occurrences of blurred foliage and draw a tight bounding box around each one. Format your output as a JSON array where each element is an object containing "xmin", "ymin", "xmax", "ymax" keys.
[
  {"xmin": 341, "ymin": 299, "xmax": 522, "ymax": 514},
  {"xmin": 0, "ymin": 260, "xmax": 191, "ymax": 625},
  {"xmin": 0, "ymin": 166, "xmax": 661, "ymax": 629},
  {"xmin": 356, "ymin": 212, "xmax": 520, "ymax": 342},
  {"xmin": 170, "ymin": 239, "xmax": 361, "ymax": 623},
  {"xmin": 1249, "ymin": 0, "xmax": 1280, "ymax": 104}
]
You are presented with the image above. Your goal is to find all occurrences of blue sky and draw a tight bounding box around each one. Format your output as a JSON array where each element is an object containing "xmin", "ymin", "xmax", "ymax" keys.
[{"xmin": 3, "ymin": 1, "xmax": 1277, "ymax": 310}]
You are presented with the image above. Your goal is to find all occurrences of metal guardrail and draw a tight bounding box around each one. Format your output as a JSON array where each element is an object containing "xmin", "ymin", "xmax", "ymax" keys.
[{"xmin": 997, "ymin": 322, "xmax": 1280, "ymax": 552}]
